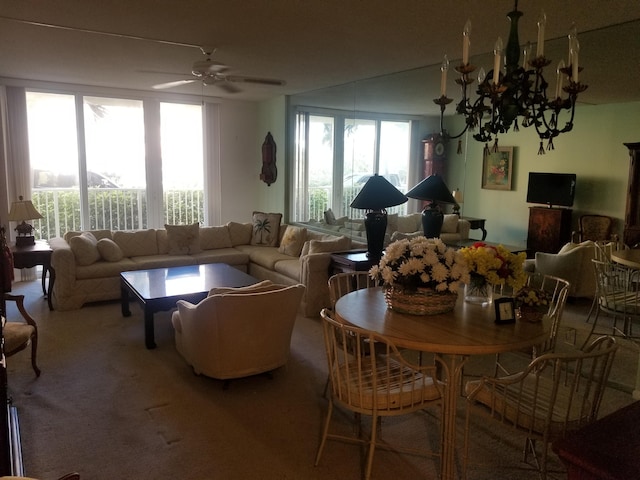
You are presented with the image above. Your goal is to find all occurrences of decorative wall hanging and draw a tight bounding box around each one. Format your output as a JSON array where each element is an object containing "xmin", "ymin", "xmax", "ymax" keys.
[
  {"xmin": 482, "ymin": 146, "xmax": 513, "ymax": 190},
  {"xmin": 260, "ymin": 132, "xmax": 277, "ymax": 186}
]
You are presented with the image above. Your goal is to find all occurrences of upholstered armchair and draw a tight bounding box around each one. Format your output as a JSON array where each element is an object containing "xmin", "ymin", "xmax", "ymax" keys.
[
  {"xmin": 171, "ymin": 282, "xmax": 305, "ymax": 382},
  {"xmin": 524, "ymin": 240, "xmax": 597, "ymax": 298}
]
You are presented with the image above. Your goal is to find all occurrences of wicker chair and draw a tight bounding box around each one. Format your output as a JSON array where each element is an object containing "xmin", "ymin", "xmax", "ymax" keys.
[
  {"xmin": 494, "ymin": 273, "xmax": 570, "ymax": 376},
  {"xmin": 315, "ymin": 308, "xmax": 443, "ymax": 480},
  {"xmin": 328, "ymin": 271, "xmax": 378, "ymax": 309},
  {"xmin": 463, "ymin": 336, "xmax": 618, "ymax": 480}
]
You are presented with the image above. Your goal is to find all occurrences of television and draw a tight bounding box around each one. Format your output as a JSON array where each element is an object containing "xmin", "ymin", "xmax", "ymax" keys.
[{"xmin": 526, "ymin": 172, "xmax": 577, "ymax": 207}]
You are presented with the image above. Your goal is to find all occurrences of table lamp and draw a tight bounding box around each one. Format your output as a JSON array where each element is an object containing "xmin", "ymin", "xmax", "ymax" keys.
[
  {"xmin": 8, "ymin": 196, "xmax": 43, "ymax": 247},
  {"xmin": 350, "ymin": 174, "xmax": 408, "ymax": 260},
  {"xmin": 406, "ymin": 174, "xmax": 456, "ymax": 238},
  {"xmin": 452, "ymin": 188, "xmax": 464, "ymax": 215}
]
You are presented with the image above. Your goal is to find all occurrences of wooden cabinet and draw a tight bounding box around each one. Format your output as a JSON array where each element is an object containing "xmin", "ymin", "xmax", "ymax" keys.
[
  {"xmin": 527, "ymin": 207, "xmax": 572, "ymax": 254},
  {"xmin": 623, "ymin": 142, "xmax": 640, "ymax": 247}
]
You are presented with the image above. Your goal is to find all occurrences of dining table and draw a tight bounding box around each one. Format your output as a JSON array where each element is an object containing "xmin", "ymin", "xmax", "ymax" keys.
[{"xmin": 334, "ymin": 287, "xmax": 551, "ymax": 480}]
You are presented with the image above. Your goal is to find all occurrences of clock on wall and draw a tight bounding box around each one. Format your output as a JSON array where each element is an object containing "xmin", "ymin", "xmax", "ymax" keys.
[{"xmin": 422, "ymin": 134, "xmax": 446, "ymax": 177}]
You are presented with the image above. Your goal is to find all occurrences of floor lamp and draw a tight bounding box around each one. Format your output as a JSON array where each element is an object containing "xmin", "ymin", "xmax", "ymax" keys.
[
  {"xmin": 350, "ymin": 174, "xmax": 408, "ymax": 260},
  {"xmin": 406, "ymin": 174, "xmax": 456, "ymax": 238}
]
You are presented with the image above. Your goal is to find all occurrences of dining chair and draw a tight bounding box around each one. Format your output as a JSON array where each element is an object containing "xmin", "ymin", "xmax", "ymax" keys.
[
  {"xmin": 328, "ymin": 271, "xmax": 379, "ymax": 309},
  {"xmin": 494, "ymin": 273, "xmax": 570, "ymax": 376},
  {"xmin": 581, "ymin": 259, "xmax": 640, "ymax": 348},
  {"xmin": 571, "ymin": 214, "xmax": 614, "ymax": 243},
  {"xmin": 463, "ymin": 335, "xmax": 618, "ymax": 480},
  {"xmin": 315, "ymin": 308, "xmax": 443, "ymax": 480},
  {"xmin": 2, "ymin": 293, "xmax": 41, "ymax": 377}
]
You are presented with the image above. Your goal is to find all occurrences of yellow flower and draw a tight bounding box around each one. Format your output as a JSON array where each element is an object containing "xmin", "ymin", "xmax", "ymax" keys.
[{"xmin": 459, "ymin": 242, "xmax": 527, "ymax": 291}]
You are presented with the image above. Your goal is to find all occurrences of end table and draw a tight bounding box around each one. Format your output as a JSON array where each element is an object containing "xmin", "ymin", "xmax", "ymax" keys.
[
  {"xmin": 11, "ymin": 241, "xmax": 54, "ymax": 310},
  {"xmin": 330, "ymin": 250, "xmax": 378, "ymax": 276}
]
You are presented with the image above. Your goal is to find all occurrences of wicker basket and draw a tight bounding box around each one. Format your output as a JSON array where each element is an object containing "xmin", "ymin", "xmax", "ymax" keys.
[
  {"xmin": 384, "ymin": 285, "xmax": 458, "ymax": 315},
  {"xmin": 517, "ymin": 306, "xmax": 546, "ymax": 323}
]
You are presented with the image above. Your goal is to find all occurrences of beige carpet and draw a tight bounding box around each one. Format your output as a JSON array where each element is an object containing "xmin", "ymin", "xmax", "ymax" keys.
[{"xmin": 3, "ymin": 280, "xmax": 637, "ymax": 480}]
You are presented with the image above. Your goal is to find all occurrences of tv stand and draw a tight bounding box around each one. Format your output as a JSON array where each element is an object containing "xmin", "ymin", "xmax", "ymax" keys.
[{"xmin": 527, "ymin": 206, "xmax": 572, "ymax": 254}]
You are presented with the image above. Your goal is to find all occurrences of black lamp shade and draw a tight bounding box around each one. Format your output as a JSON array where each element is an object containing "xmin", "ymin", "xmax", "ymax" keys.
[
  {"xmin": 405, "ymin": 174, "xmax": 456, "ymax": 239},
  {"xmin": 350, "ymin": 174, "xmax": 408, "ymax": 259}
]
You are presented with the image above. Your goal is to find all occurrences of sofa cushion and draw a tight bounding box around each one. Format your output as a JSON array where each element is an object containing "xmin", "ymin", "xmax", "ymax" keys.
[
  {"xmin": 273, "ymin": 258, "xmax": 301, "ymax": 282},
  {"xmin": 251, "ymin": 212, "xmax": 282, "ymax": 246},
  {"xmin": 278, "ymin": 226, "xmax": 307, "ymax": 257},
  {"xmin": 397, "ymin": 213, "xmax": 421, "ymax": 233},
  {"xmin": 227, "ymin": 221, "xmax": 253, "ymax": 246},
  {"xmin": 69, "ymin": 232, "xmax": 101, "ymax": 266},
  {"xmin": 308, "ymin": 236, "xmax": 351, "ymax": 254},
  {"xmin": 190, "ymin": 248, "xmax": 249, "ymax": 266},
  {"xmin": 97, "ymin": 238, "xmax": 124, "ymax": 262},
  {"xmin": 165, "ymin": 223, "xmax": 202, "ymax": 255},
  {"xmin": 324, "ymin": 208, "xmax": 337, "ymax": 225},
  {"xmin": 64, "ymin": 229, "xmax": 113, "ymax": 242},
  {"xmin": 200, "ymin": 226, "xmax": 232, "ymax": 250},
  {"xmin": 441, "ymin": 214, "xmax": 459, "ymax": 233},
  {"xmin": 113, "ymin": 229, "xmax": 158, "ymax": 257},
  {"xmin": 235, "ymin": 245, "xmax": 292, "ymax": 270}
]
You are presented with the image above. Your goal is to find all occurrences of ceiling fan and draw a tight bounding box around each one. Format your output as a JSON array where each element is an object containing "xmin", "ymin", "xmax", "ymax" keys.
[{"xmin": 151, "ymin": 47, "xmax": 286, "ymax": 93}]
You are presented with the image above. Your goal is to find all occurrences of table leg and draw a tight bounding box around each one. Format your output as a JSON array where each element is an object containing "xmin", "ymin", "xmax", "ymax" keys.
[
  {"xmin": 144, "ymin": 307, "xmax": 156, "ymax": 350},
  {"xmin": 121, "ymin": 283, "xmax": 131, "ymax": 317},
  {"xmin": 45, "ymin": 266, "xmax": 55, "ymax": 311},
  {"xmin": 434, "ymin": 353, "xmax": 469, "ymax": 480}
]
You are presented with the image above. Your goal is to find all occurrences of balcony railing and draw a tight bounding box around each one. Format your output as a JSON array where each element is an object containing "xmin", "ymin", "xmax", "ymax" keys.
[
  {"xmin": 31, "ymin": 188, "xmax": 204, "ymax": 240},
  {"xmin": 307, "ymin": 186, "xmax": 408, "ymax": 221}
]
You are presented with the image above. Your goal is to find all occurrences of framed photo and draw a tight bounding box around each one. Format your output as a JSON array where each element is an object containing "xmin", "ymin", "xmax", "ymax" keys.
[
  {"xmin": 482, "ymin": 146, "xmax": 514, "ymax": 190},
  {"xmin": 494, "ymin": 297, "xmax": 516, "ymax": 324}
]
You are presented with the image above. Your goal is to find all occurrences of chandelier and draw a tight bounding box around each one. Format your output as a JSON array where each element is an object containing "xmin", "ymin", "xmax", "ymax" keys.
[{"xmin": 435, "ymin": 0, "xmax": 587, "ymax": 155}]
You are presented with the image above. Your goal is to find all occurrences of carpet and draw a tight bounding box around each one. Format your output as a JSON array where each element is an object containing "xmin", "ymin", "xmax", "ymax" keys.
[{"xmin": 3, "ymin": 280, "xmax": 637, "ymax": 480}]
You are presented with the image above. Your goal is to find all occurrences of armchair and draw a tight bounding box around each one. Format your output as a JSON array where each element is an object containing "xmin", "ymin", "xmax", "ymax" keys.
[
  {"xmin": 524, "ymin": 240, "xmax": 596, "ymax": 298},
  {"xmin": 171, "ymin": 282, "xmax": 305, "ymax": 382}
]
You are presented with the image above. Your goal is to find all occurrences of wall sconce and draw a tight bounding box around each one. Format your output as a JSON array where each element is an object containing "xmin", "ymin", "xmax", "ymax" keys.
[
  {"xmin": 8, "ymin": 196, "xmax": 43, "ymax": 247},
  {"xmin": 350, "ymin": 174, "xmax": 408, "ymax": 259},
  {"xmin": 406, "ymin": 174, "xmax": 456, "ymax": 238}
]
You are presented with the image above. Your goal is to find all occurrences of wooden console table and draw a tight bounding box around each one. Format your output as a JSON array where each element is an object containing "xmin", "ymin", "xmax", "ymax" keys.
[
  {"xmin": 11, "ymin": 241, "xmax": 54, "ymax": 310},
  {"xmin": 461, "ymin": 216, "xmax": 487, "ymax": 240},
  {"xmin": 329, "ymin": 250, "xmax": 377, "ymax": 275}
]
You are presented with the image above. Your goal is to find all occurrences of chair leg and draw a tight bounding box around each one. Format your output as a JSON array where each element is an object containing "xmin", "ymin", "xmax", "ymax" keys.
[
  {"xmin": 30, "ymin": 334, "xmax": 41, "ymax": 377},
  {"xmin": 314, "ymin": 399, "xmax": 334, "ymax": 466},
  {"xmin": 364, "ymin": 413, "xmax": 378, "ymax": 480}
]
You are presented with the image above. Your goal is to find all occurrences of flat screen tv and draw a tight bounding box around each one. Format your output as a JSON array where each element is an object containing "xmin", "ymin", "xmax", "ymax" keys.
[{"xmin": 526, "ymin": 172, "xmax": 576, "ymax": 207}]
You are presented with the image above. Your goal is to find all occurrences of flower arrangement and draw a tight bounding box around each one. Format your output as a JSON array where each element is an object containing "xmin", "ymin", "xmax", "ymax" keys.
[
  {"xmin": 459, "ymin": 242, "xmax": 527, "ymax": 291},
  {"xmin": 369, "ymin": 236, "xmax": 470, "ymax": 294},
  {"xmin": 514, "ymin": 285, "xmax": 550, "ymax": 309}
]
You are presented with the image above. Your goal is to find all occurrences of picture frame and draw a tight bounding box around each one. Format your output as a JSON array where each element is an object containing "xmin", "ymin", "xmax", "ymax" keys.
[
  {"xmin": 482, "ymin": 146, "xmax": 514, "ymax": 190},
  {"xmin": 494, "ymin": 297, "xmax": 516, "ymax": 324}
]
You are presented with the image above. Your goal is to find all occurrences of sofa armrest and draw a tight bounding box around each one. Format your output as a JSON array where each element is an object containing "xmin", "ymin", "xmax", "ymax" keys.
[
  {"xmin": 299, "ymin": 252, "xmax": 333, "ymax": 317},
  {"xmin": 49, "ymin": 236, "xmax": 77, "ymax": 306},
  {"xmin": 457, "ymin": 219, "xmax": 471, "ymax": 240}
]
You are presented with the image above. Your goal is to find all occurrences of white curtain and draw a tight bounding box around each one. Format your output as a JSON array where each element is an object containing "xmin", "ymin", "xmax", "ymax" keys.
[{"xmin": 4, "ymin": 87, "xmax": 31, "ymax": 204}]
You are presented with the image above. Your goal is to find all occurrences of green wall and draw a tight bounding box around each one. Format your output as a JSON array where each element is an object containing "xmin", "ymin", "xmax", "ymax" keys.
[{"xmin": 445, "ymin": 101, "xmax": 640, "ymax": 247}]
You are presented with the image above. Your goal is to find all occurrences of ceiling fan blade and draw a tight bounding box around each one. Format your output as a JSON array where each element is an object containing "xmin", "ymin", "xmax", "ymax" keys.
[
  {"xmin": 225, "ymin": 75, "xmax": 286, "ymax": 86},
  {"xmin": 208, "ymin": 79, "xmax": 242, "ymax": 94},
  {"xmin": 152, "ymin": 79, "xmax": 197, "ymax": 90}
]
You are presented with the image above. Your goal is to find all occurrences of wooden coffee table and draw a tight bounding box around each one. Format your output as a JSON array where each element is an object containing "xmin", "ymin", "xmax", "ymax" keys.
[{"xmin": 120, "ymin": 263, "xmax": 258, "ymax": 349}]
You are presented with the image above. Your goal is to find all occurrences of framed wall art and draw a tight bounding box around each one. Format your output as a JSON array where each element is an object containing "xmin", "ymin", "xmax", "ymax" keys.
[{"xmin": 482, "ymin": 146, "xmax": 514, "ymax": 190}]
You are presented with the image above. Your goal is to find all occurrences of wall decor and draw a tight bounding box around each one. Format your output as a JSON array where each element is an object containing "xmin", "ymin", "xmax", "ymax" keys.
[
  {"xmin": 260, "ymin": 132, "xmax": 277, "ymax": 186},
  {"xmin": 482, "ymin": 146, "xmax": 513, "ymax": 190}
]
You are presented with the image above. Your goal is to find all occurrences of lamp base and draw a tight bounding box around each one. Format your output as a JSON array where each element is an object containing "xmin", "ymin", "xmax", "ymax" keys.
[
  {"xmin": 15, "ymin": 236, "xmax": 36, "ymax": 247},
  {"xmin": 422, "ymin": 205, "xmax": 444, "ymax": 238},
  {"xmin": 364, "ymin": 211, "xmax": 387, "ymax": 260}
]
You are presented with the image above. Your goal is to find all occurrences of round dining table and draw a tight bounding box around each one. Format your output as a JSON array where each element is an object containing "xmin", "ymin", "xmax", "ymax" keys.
[{"xmin": 335, "ymin": 287, "xmax": 551, "ymax": 480}]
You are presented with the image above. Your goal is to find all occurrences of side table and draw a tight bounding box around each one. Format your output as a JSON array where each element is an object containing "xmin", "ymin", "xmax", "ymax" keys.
[
  {"xmin": 11, "ymin": 241, "xmax": 54, "ymax": 310},
  {"xmin": 330, "ymin": 250, "xmax": 377, "ymax": 276},
  {"xmin": 461, "ymin": 216, "xmax": 487, "ymax": 240}
]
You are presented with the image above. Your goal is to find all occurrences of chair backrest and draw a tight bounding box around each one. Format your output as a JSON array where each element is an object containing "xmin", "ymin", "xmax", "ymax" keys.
[
  {"xmin": 591, "ymin": 259, "xmax": 640, "ymax": 316},
  {"xmin": 524, "ymin": 273, "xmax": 571, "ymax": 356},
  {"xmin": 469, "ymin": 335, "xmax": 618, "ymax": 440},
  {"xmin": 578, "ymin": 215, "xmax": 613, "ymax": 243},
  {"xmin": 593, "ymin": 238, "xmax": 625, "ymax": 262},
  {"xmin": 328, "ymin": 272, "xmax": 378, "ymax": 309},
  {"xmin": 319, "ymin": 308, "xmax": 441, "ymax": 415}
]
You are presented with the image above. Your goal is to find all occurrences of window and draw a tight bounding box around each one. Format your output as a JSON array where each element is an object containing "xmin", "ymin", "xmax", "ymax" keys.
[
  {"xmin": 293, "ymin": 108, "xmax": 414, "ymax": 223},
  {"xmin": 26, "ymin": 91, "xmax": 206, "ymax": 239}
]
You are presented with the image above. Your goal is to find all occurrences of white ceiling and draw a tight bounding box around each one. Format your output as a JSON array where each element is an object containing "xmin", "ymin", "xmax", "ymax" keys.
[{"xmin": 1, "ymin": 0, "xmax": 639, "ymax": 114}]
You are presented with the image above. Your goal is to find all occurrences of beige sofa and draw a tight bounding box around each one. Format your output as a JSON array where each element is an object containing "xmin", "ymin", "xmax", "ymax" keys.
[
  {"xmin": 171, "ymin": 281, "xmax": 305, "ymax": 381},
  {"xmin": 49, "ymin": 221, "xmax": 362, "ymax": 317},
  {"xmin": 303, "ymin": 212, "xmax": 471, "ymax": 245}
]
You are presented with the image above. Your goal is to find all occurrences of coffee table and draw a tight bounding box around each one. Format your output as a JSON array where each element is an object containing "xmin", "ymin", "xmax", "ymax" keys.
[{"xmin": 120, "ymin": 263, "xmax": 259, "ymax": 349}]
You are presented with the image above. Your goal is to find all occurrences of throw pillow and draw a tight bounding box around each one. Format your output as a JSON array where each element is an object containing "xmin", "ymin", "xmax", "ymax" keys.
[
  {"xmin": 250, "ymin": 212, "xmax": 282, "ymax": 246},
  {"xmin": 390, "ymin": 231, "xmax": 423, "ymax": 243},
  {"xmin": 441, "ymin": 214, "xmax": 459, "ymax": 234},
  {"xmin": 324, "ymin": 208, "xmax": 337, "ymax": 225},
  {"xmin": 227, "ymin": 222, "xmax": 253, "ymax": 246},
  {"xmin": 200, "ymin": 226, "xmax": 232, "ymax": 250},
  {"xmin": 97, "ymin": 238, "xmax": 123, "ymax": 262},
  {"xmin": 208, "ymin": 280, "xmax": 275, "ymax": 296},
  {"xmin": 278, "ymin": 226, "xmax": 307, "ymax": 257},
  {"xmin": 165, "ymin": 223, "xmax": 202, "ymax": 255},
  {"xmin": 69, "ymin": 232, "xmax": 101, "ymax": 266},
  {"xmin": 308, "ymin": 236, "xmax": 351, "ymax": 254}
]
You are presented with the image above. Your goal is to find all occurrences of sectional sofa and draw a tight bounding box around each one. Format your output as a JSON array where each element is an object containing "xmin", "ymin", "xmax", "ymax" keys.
[{"xmin": 49, "ymin": 219, "xmax": 363, "ymax": 317}]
